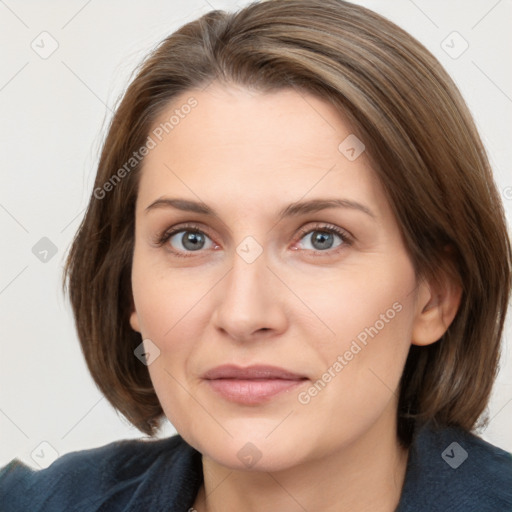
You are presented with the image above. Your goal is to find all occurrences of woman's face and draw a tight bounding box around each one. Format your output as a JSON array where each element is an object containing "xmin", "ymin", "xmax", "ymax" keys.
[{"xmin": 130, "ymin": 83, "xmax": 427, "ymax": 471}]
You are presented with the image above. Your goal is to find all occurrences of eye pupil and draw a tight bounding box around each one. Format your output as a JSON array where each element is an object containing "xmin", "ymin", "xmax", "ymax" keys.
[
  {"xmin": 312, "ymin": 231, "xmax": 334, "ymax": 250},
  {"xmin": 182, "ymin": 232, "xmax": 205, "ymax": 251}
]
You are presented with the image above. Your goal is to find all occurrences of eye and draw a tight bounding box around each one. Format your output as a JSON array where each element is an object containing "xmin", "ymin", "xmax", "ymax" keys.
[
  {"xmin": 156, "ymin": 223, "xmax": 218, "ymax": 257},
  {"xmin": 155, "ymin": 222, "xmax": 352, "ymax": 258},
  {"xmin": 294, "ymin": 223, "xmax": 352, "ymax": 255}
]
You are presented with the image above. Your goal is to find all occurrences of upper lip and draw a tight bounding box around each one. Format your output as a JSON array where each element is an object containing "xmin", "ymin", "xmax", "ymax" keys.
[{"xmin": 203, "ymin": 364, "xmax": 306, "ymax": 380}]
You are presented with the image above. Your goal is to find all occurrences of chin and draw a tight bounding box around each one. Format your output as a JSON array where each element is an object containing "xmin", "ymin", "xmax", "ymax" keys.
[
  {"xmin": 189, "ymin": 427, "xmax": 308, "ymax": 472},
  {"xmin": 211, "ymin": 443, "xmax": 304, "ymax": 473}
]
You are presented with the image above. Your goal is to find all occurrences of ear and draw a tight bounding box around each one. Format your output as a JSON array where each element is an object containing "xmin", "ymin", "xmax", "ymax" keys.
[
  {"xmin": 411, "ymin": 271, "xmax": 462, "ymax": 347},
  {"xmin": 129, "ymin": 295, "xmax": 141, "ymax": 333}
]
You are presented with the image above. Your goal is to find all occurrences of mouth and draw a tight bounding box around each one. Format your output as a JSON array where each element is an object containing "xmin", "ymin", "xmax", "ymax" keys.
[{"xmin": 202, "ymin": 364, "xmax": 308, "ymax": 405}]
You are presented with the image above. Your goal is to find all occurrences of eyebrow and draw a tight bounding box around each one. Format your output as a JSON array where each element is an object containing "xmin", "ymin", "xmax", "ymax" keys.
[{"xmin": 145, "ymin": 197, "xmax": 376, "ymax": 220}]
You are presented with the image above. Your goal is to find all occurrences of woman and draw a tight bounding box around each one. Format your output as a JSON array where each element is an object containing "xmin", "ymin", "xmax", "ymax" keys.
[{"xmin": 1, "ymin": 0, "xmax": 511, "ymax": 510}]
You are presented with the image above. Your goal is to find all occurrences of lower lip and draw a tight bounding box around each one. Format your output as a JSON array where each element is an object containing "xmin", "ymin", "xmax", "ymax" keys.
[{"xmin": 206, "ymin": 378, "xmax": 306, "ymax": 404}]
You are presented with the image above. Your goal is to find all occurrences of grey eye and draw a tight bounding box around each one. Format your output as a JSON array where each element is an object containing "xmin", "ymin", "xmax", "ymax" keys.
[{"xmin": 169, "ymin": 230, "xmax": 214, "ymax": 252}]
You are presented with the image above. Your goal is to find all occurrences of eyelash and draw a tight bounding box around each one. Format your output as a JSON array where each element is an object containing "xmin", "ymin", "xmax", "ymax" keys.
[{"xmin": 155, "ymin": 222, "xmax": 353, "ymax": 258}]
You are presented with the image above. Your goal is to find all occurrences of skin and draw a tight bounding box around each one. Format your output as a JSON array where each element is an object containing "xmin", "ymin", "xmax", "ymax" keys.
[{"xmin": 130, "ymin": 83, "xmax": 461, "ymax": 512}]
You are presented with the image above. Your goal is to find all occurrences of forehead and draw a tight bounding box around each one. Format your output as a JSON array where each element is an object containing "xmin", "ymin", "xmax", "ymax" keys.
[{"xmin": 136, "ymin": 83, "xmax": 387, "ymax": 218}]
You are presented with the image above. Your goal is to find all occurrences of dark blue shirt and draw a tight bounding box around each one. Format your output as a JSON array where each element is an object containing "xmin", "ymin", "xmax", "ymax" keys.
[{"xmin": 1, "ymin": 422, "xmax": 511, "ymax": 511}]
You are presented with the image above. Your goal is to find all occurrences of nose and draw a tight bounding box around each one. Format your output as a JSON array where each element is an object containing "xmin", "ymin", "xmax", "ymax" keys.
[{"xmin": 211, "ymin": 243, "xmax": 288, "ymax": 343}]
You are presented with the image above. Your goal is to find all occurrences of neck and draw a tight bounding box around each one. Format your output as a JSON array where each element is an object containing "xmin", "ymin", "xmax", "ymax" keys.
[{"xmin": 192, "ymin": 412, "xmax": 410, "ymax": 512}]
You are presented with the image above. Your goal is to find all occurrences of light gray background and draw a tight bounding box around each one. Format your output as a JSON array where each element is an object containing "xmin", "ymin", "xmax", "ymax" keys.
[{"xmin": 1, "ymin": 0, "xmax": 511, "ymax": 469}]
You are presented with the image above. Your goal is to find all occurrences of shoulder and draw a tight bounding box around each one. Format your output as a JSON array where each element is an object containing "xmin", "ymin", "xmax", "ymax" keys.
[
  {"xmin": 0, "ymin": 434, "xmax": 202, "ymax": 512},
  {"xmin": 397, "ymin": 422, "xmax": 512, "ymax": 512}
]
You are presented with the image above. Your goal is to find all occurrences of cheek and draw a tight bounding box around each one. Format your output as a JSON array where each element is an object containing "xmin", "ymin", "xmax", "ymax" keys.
[
  {"xmin": 306, "ymin": 252, "xmax": 415, "ymax": 341},
  {"xmin": 131, "ymin": 247, "xmax": 206, "ymax": 339},
  {"xmin": 131, "ymin": 272, "xmax": 206, "ymax": 385},
  {"xmin": 305, "ymin": 252, "xmax": 417, "ymax": 381},
  {"xmin": 130, "ymin": 251, "xmax": 214, "ymax": 424}
]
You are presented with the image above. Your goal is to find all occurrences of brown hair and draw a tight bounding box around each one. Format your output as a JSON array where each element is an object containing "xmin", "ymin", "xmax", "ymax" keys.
[{"xmin": 63, "ymin": 0, "xmax": 511, "ymax": 447}]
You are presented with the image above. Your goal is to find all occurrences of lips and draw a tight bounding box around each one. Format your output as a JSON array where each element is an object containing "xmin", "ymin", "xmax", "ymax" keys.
[
  {"xmin": 203, "ymin": 364, "xmax": 306, "ymax": 380},
  {"xmin": 203, "ymin": 364, "xmax": 308, "ymax": 404}
]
